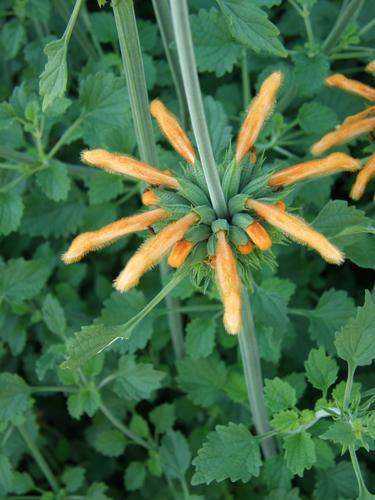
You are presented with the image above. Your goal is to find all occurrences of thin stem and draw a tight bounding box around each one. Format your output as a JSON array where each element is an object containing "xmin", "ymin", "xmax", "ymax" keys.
[
  {"xmin": 18, "ymin": 425, "xmax": 59, "ymax": 493},
  {"xmin": 98, "ymin": 402, "xmax": 153, "ymax": 450},
  {"xmin": 359, "ymin": 17, "xmax": 375, "ymax": 36},
  {"xmin": 349, "ymin": 446, "xmax": 370, "ymax": 498},
  {"xmin": 31, "ymin": 386, "xmax": 76, "ymax": 394},
  {"xmin": 322, "ymin": 0, "xmax": 365, "ymax": 54},
  {"xmin": 0, "ymin": 147, "xmax": 39, "ymax": 166},
  {"xmin": 112, "ymin": 0, "xmax": 185, "ymax": 360},
  {"xmin": 152, "ymin": 0, "xmax": 188, "ymax": 127},
  {"xmin": 180, "ymin": 477, "xmax": 190, "ymax": 500},
  {"xmin": 241, "ymin": 48, "xmax": 250, "ymax": 111},
  {"xmin": 170, "ymin": 0, "xmax": 228, "ymax": 218},
  {"xmin": 344, "ymin": 363, "xmax": 356, "ymax": 409},
  {"xmin": 238, "ymin": 289, "xmax": 276, "ymax": 458},
  {"xmin": 47, "ymin": 116, "xmax": 83, "ymax": 159}
]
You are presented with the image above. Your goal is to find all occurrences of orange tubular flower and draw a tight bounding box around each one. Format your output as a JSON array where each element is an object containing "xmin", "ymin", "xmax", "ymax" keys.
[
  {"xmin": 246, "ymin": 199, "xmax": 344, "ymax": 264},
  {"xmin": 235, "ymin": 71, "xmax": 283, "ymax": 163},
  {"xmin": 142, "ymin": 190, "xmax": 159, "ymax": 206},
  {"xmin": 215, "ymin": 231, "xmax": 242, "ymax": 335},
  {"xmin": 150, "ymin": 100, "xmax": 196, "ymax": 164},
  {"xmin": 269, "ymin": 153, "xmax": 361, "ymax": 187},
  {"xmin": 311, "ymin": 118, "xmax": 375, "ymax": 156},
  {"xmin": 245, "ymin": 222, "xmax": 272, "ymax": 251},
  {"xmin": 237, "ymin": 240, "xmax": 253, "ymax": 255},
  {"xmin": 114, "ymin": 212, "xmax": 198, "ymax": 292},
  {"xmin": 342, "ymin": 106, "xmax": 375, "ymax": 126},
  {"xmin": 366, "ymin": 60, "xmax": 375, "ymax": 73},
  {"xmin": 81, "ymin": 149, "xmax": 180, "ymax": 189},
  {"xmin": 275, "ymin": 201, "xmax": 286, "ymax": 211},
  {"xmin": 62, "ymin": 208, "xmax": 169, "ymax": 264},
  {"xmin": 325, "ymin": 74, "xmax": 375, "ymax": 102},
  {"xmin": 350, "ymin": 153, "xmax": 375, "ymax": 200},
  {"xmin": 168, "ymin": 240, "xmax": 194, "ymax": 268}
]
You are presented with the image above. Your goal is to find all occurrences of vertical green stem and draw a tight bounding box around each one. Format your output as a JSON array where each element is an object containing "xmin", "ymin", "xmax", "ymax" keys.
[
  {"xmin": 18, "ymin": 425, "xmax": 59, "ymax": 493},
  {"xmin": 241, "ymin": 49, "xmax": 251, "ymax": 111},
  {"xmin": 322, "ymin": 0, "xmax": 365, "ymax": 54},
  {"xmin": 349, "ymin": 446, "xmax": 370, "ymax": 498},
  {"xmin": 152, "ymin": 0, "xmax": 188, "ymax": 127},
  {"xmin": 239, "ymin": 290, "xmax": 276, "ymax": 458},
  {"xmin": 170, "ymin": 0, "xmax": 227, "ymax": 218},
  {"xmin": 112, "ymin": 0, "xmax": 185, "ymax": 360}
]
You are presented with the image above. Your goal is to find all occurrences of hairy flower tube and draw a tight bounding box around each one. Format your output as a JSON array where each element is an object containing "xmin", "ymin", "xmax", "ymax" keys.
[
  {"xmin": 311, "ymin": 66, "xmax": 375, "ymax": 199},
  {"xmin": 63, "ymin": 72, "xmax": 356, "ymax": 334}
]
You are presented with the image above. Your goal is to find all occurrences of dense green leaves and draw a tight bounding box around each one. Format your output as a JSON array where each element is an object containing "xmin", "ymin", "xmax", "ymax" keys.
[{"xmin": 192, "ymin": 423, "xmax": 261, "ymax": 484}]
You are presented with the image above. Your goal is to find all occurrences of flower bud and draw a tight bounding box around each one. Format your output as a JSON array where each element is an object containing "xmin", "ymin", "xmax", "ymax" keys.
[{"xmin": 168, "ymin": 240, "xmax": 194, "ymax": 268}]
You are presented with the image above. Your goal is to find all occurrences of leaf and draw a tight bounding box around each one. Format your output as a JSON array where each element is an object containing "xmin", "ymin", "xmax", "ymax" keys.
[
  {"xmin": 217, "ymin": 0, "xmax": 287, "ymax": 57},
  {"xmin": 0, "ymin": 192, "xmax": 23, "ymax": 236},
  {"xmin": 335, "ymin": 291, "xmax": 375, "ymax": 367},
  {"xmin": 192, "ymin": 423, "xmax": 261, "ymax": 484},
  {"xmin": 0, "ymin": 373, "xmax": 32, "ymax": 421},
  {"xmin": 264, "ymin": 377, "xmax": 297, "ymax": 414},
  {"xmin": 297, "ymin": 102, "xmax": 338, "ymax": 135},
  {"xmin": 185, "ymin": 317, "xmax": 216, "ymax": 359},
  {"xmin": 94, "ymin": 430, "xmax": 126, "ymax": 457},
  {"xmin": 1, "ymin": 19, "xmax": 26, "ymax": 59},
  {"xmin": 271, "ymin": 409, "xmax": 300, "ymax": 432},
  {"xmin": 306, "ymin": 289, "xmax": 356, "ymax": 353},
  {"xmin": 314, "ymin": 461, "xmax": 358, "ymax": 500},
  {"xmin": 0, "ymin": 258, "xmax": 51, "ymax": 302},
  {"xmin": 204, "ymin": 95, "xmax": 232, "ymax": 160},
  {"xmin": 113, "ymin": 355, "xmax": 165, "ymax": 402},
  {"xmin": 67, "ymin": 383, "xmax": 100, "ymax": 419},
  {"xmin": 124, "ymin": 462, "xmax": 146, "ymax": 492},
  {"xmin": 320, "ymin": 421, "xmax": 356, "ymax": 448},
  {"xmin": 176, "ymin": 358, "xmax": 227, "ymax": 407},
  {"xmin": 160, "ymin": 430, "xmax": 191, "ymax": 481},
  {"xmin": 261, "ymin": 455, "xmax": 292, "ymax": 491},
  {"xmin": 0, "ymin": 453, "xmax": 13, "ymax": 493},
  {"xmin": 62, "ymin": 466, "xmax": 85, "ymax": 493},
  {"xmin": 283, "ymin": 432, "xmax": 316, "ymax": 477},
  {"xmin": 150, "ymin": 404, "xmax": 175, "ymax": 434},
  {"xmin": 42, "ymin": 294, "xmax": 66, "ymax": 338},
  {"xmin": 293, "ymin": 52, "xmax": 330, "ymax": 97},
  {"xmin": 39, "ymin": 38, "xmax": 68, "ymax": 112},
  {"xmin": 191, "ymin": 9, "xmax": 241, "ymax": 77},
  {"xmin": 87, "ymin": 171, "xmax": 123, "ymax": 205},
  {"xmin": 304, "ymin": 347, "xmax": 339, "ymax": 395},
  {"xmin": 36, "ymin": 161, "xmax": 71, "ymax": 201}
]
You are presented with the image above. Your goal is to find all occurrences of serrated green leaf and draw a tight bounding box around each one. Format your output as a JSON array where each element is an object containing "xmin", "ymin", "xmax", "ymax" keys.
[
  {"xmin": 284, "ymin": 432, "xmax": 316, "ymax": 477},
  {"xmin": 124, "ymin": 462, "xmax": 146, "ymax": 492},
  {"xmin": 67, "ymin": 383, "xmax": 100, "ymax": 419},
  {"xmin": 264, "ymin": 377, "xmax": 297, "ymax": 413},
  {"xmin": 298, "ymin": 102, "xmax": 338, "ymax": 135},
  {"xmin": 62, "ymin": 466, "xmax": 85, "ymax": 493},
  {"xmin": 1, "ymin": 19, "xmax": 26, "ymax": 59},
  {"xmin": 150, "ymin": 403, "xmax": 175, "ymax": 434},
  {"xmin": 0, "ymin": 192, "xmax": 23, "ymax": 235},
  {"xmin": 293, "ymin": 52, "xmax": 330, "ymax": 97},
  {"xmin": 306, "ymin": 289, "xmax": 356, "ymax": 353},
  {"xmin": 0, "ymin": 453, "xmax": 13, "ymax": 493},
  {"xmin": 261, "ymin": 455, "xmax": 292, "ymax": 491},
  {"xmin": 39, "ymin": 38, "xmax": 68, "ymax": 111},
  {"xmin": 0, "ymin": 373, "xmax": 32, "ymax": 421},
  {"xmin": 314, "ymin": 461, "xmax": 358, "ymax": 500},
  {"xmin": 42, "ymin": 293, "xmax": 66, "ymax": 338},
  {"xmin": 113, "ymin": 355, "xmax": 165, "ymax": 402},
  {"xmin": 87, "ymin": 171, "xmax": 123, "ymax": 204},
  {"xmin": 94, "ymin": 430, "xmax": 126, "ymax": 457},
  {"xmin": 335, "ymin": 291, "xmax": 375, "ymax": 367},
  {"xmin": 185, "ymin": 317, "xmax": 216, "ymax": 359},
  {"xmin": 160, "ymin": 430, "xmax": 191, "ymax": 481},
  {"xmin": 271, "ymin": 409, "xmax": 300, "ymax": 432},
  {"xmin": 36, "ymin": 161, "xmax": 71, "ymax": 201},
  {"xmin": 204, "ymin": 96, "xmax": 232, "ymax": 160},
  {"xmin": 217, "ymin": 0, "xmax": 287, "ymax": 57},
  {"xmin": 304, "ymin": 347, "xmax": 338, "ymax": 395},
  {"xmin": 192, "ymin": 423, "xmax": 261, "ymax": 484},
  {"xmin": 320, "ymin": 421, "xmax": 356, "ymax": 447},
  {"xmin": 176, "ymin": 358, "xmax": 227, "ymax": 407},
  {"xmin": 191, "ymin": 9, "xmax": 241, "ymax": 77},
  {"xmin": 0, "ymin": 258, "xmax": 51, "ymax": 302}
]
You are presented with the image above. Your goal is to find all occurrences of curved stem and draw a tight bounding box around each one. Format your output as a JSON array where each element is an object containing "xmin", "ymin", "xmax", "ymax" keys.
[
  {"xmin": 112, "ymin": 0, "xmax": 185, "ymax": 360},
  {"xmin": 152, "ymin": 0, "xmax": 188, "ymax": 127},
  {"xmin": 322, "ymin": 0, "xmax": 365, "ymax": 54},
  {"xmin": 344, "ymin": 363, "xmax": 356, "ymax": 409},
  {"xmin": 238, "ymin": 289, "xmax": 276, "ymax": 458},
  {"xmin": 349, "ymin": 446, "xmax": 371, "ymax": 498},
  {"xmin": 18, "ymin": 425, "xmax": 59, "ymax": 493},
  {"xmin": 170, "ymin": 0, "xmax": 228, "ymax": 218}
]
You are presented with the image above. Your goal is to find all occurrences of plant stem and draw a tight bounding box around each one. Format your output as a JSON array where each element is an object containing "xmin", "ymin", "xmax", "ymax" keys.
[
  {"xmin": 112, "ymin": 0, "xmax": 185, "ymax": 360},
  {"xmin": 170, "ymin": 0, "xmax": 228, "ymax": 218},
  {"xmin": 241, "ymin": 48, "xmax": 251, "ymax": 111},
  {"xmin": 322, "ymin": 0, "xmax": 365, "ymax": 54},
  {"xmin": 349, "ymin": 445, "xmax": 371, "ymax": 498},
  {"xmin": 47, "ymin": 116, "xmax": 83, "ymax": 159},
  {"xmin": 98, "ymin": 402, "xmax": 153, "ymax": 450},
  {"xmin": 359, "ymin": 17, "xmax": 375, "ymax": 36},
  {"xmin": 18, "ymin": 425, "xmax": 59, "ymax": 493},
  {"xmin": 31, "ymin": 386, "xmax": 76, "ymax": 394},
  {"xmin": 238, "ymin": 289, "xmax": 276, "ymax": 458},
  {"xmin": 152, "ymin": 0, "xmax": 188, "ymax": 127},
  {"xmin": 344, "ymin": 363, "xmax": 356, "ymax": 409}
]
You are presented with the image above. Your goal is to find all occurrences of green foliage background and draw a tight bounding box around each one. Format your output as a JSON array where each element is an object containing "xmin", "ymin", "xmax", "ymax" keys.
[{"xmin": 1, "ymin": 0, "xmax": 375, "ymax": 498}]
